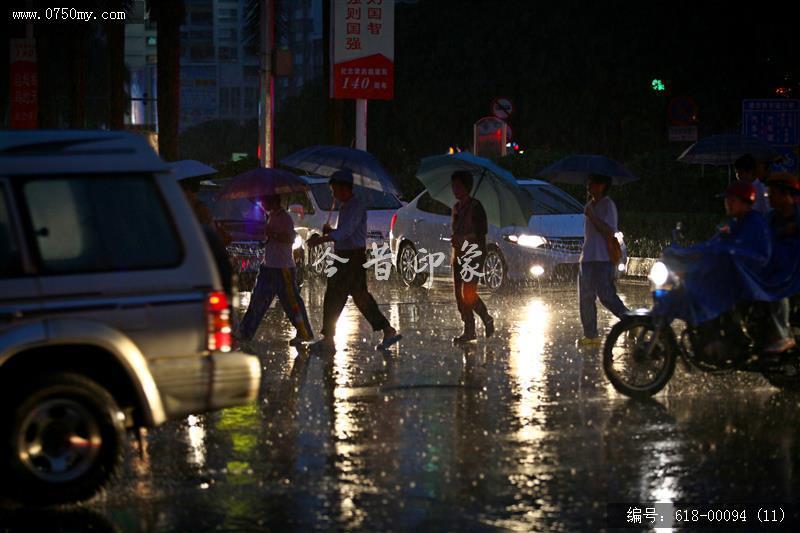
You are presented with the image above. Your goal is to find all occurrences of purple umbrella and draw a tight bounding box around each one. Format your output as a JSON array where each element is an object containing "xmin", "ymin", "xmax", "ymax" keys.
[{"xmin": 218, "ymin": 167, "xmax": 308, "ymax": 200}]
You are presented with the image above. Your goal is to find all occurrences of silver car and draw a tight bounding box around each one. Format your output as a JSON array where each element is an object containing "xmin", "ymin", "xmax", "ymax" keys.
[
  {"xmin": 0, "ymin": 131, "xmax": 260, "ymax": 505},
  {"xmin": 390, "ymin": 179, "xmax": 626, "ymax": 290}
]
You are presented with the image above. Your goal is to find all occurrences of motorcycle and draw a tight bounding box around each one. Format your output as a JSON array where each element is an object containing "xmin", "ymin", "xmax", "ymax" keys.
[{"xmin": 603, "ymin": 224, "xmax": 800, "ymax": 399}]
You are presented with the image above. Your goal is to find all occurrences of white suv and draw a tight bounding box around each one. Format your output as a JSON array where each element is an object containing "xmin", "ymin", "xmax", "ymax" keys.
[{"xmin": 0, "ymin": 131, "xmax": 260, "ymax": 505}]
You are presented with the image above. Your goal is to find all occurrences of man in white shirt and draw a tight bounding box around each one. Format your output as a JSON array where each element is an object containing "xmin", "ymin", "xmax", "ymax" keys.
[
  {"xmin": 578, "ymin": 174, "xmax": 629, "ymax": 346},
  {"xmin": 237, "ymin": 194, "xmax": 313, "ymax": 346},
  {"xmin": 306, "ymin": 169, "xmax": 401, "ymax": 353}
]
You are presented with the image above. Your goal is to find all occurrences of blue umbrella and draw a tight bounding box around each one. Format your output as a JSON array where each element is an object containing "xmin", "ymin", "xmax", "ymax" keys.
[
  {"xmin": 416, "ymin": 152, "xmax": 532, "ymax": 228},
  {"xmin": 677, "ymin": 134, "xmax": 778, "ymax": 165},
  {"xmin": 281, "ymin": 145, "xmax": 400, "ymax": 194},
  {"xmin": 537, "ymin": 154, "xmax": 639, "ymax": 185}
]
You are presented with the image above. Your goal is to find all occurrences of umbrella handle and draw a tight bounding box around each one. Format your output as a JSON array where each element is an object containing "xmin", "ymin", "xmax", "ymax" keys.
[
  {"xmin": 474, "ymin": 169, "xmax": 487, "ymax": 195},
  {"xmin": 326, "ymin": 198, "xmax": 337, "ymax": 224},
  {"xmin": 324, "ymin": 198, "xmax": 337, "ymax": 232}
]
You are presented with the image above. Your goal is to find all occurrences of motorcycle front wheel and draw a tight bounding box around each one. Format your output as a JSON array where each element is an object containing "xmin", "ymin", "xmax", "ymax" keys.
[{"xmin": 603, "ymin": 316, "xmax": 678, "ymax": 399}]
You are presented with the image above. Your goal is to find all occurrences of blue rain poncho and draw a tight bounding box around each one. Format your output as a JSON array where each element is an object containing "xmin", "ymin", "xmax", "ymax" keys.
[{"xmin": 662, "ymin": 209, "xmax": 799, "ymax": 325}]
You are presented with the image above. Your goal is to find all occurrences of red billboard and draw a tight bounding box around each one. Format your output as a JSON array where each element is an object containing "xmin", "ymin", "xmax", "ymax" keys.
[{"xmin": 9, "ymin": 38, "xmax": 38, "ymax": 129}]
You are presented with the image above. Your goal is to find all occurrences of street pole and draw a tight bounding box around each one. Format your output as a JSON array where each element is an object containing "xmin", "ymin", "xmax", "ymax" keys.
[
  {"xmin": 355, "ymin": 98, "xmax": 367, "ymax": 150},
  {"xmin": 258, "ymin": 0, "xmax": 275, "ymax": 167}
]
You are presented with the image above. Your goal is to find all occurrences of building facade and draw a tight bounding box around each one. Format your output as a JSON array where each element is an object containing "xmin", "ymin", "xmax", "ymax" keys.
[{"xmin": 124, "ymin": 0, "xmax": 323, "ymax": 132}]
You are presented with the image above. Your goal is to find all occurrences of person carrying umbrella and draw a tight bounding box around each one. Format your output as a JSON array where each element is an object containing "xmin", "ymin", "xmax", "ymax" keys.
[
  {"xmin": 578, "ymin": 174, "xmax": 629, "ymax": 346},
  {"xmin": 451, "ymin": 170, "xmax": 494, "ymax": 344},
  {"xmin": 416, "ymin": 152, "xmax": 534, "ymax": 343},
  {"xmin": 536, "ymin": 155, "xmax": 638, "ymax": 346},
  {"xmin": 306, "ymin": 169, "xmax": 401, "ymax": 353},
  {"xmin": 236, "ymin": 193, "xmax": 314, "ymax": 346},
  {"xmin": 735, "ymin": 154, "xmax": 770, "ymax": 213}
]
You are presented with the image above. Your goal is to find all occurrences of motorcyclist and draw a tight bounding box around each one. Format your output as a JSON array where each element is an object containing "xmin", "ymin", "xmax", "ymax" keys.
[
  {"xmin": 766, "ymin": 172, "xmax": 800, "ymax": 239},
  {"xmin": 764, "ymin": 172, "xmax": 800, "ymax": 352},
  {"xmin": 664, "ymin": 182, "xmax": 774, "ymax": 338}
]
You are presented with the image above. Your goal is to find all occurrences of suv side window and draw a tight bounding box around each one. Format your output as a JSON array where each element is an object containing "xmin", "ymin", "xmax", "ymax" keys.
[
  {"xmin": 22, "ymin": 176, "xmax": 182, "ymax": 273},
  {"xmin": 417, "ymin": 192, "xmax": 452, "ymax": 217},
  {"xmin": 0, "ymin": 186, "xmax": 23, "ymax": 277}
]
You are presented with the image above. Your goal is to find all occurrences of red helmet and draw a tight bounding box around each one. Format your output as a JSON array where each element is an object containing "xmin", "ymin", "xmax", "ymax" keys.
[{"xmin": 724, "ymin": 181, "xmax": 756, "ymax": 204}]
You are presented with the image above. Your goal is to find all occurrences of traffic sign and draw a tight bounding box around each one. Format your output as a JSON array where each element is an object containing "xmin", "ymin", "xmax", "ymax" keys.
[
  {"xmin": 491, "ymin": 97, "xmax": 514, "ymax": 120},
  {"xmin": 474, "ymin": 116, "xmax": 508, "ymax": 159},
  {"xmin": 667, "ymin": 96, "xmax": 698, "ymax": 127},
  {"xmin": 742, "ymin": 99, "xmax": 800, "ymax": 173},
  {"xmin": 742, "ymin": 99, "xmax": 799, "ymax": 145}
]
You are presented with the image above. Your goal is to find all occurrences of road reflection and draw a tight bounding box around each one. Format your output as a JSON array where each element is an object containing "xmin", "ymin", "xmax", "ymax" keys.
[{"xmin": 11, "ymin": 281, "xmax": 797, "ymax": 530}]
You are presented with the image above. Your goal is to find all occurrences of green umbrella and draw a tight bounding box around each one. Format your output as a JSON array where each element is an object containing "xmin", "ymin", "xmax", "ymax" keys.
[{"xmin": 416, "ymin": 152, "xmax": 532, "ymax": 228}]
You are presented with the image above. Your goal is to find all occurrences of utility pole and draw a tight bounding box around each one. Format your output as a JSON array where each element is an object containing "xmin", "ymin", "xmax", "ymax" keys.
[
  {"xmin": 258, "ymin": 0, "xmax": 275, "ymax": 167},
  {"xmin": 355, "ymin": 99, "xmax": 367, "ymax": 150},
  {"xmin": 324, "ymin": 0, "xmax": 345, "ymax": 146}
]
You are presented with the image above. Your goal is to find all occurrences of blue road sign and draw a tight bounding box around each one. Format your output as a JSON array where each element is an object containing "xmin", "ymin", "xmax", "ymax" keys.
[{"xmin": 742, "ymin": 99, "xmax": 799, "ymax": 173}]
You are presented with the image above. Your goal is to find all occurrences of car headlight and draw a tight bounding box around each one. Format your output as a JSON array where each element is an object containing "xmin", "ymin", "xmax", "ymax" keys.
[
  {"xmin": 504, "ymin": 234, "xmax": 547, "ymax": 248},
  {"xmin": 648, "ymin": 261, "xmax": 669, "ymax": 287},
  {"xmin": 292, "ymin": 235, "xmax": 303, "ymax": 250}
]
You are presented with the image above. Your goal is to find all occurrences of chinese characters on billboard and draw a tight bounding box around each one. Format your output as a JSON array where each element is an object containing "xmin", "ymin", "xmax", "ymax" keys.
[
  {"xmin": 331, "ymin": 0, "xmax": 394, "ymax": 100},
  {"xmin": 9, "ymin": 39, "xmax": 38, "ymax": 129}
]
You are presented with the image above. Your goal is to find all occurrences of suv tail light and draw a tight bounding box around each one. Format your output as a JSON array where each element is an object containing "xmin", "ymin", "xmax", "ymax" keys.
[
  {"xmin": 206, "ymin": 291, "xmax": 232, "ymax": 353},
  {"xmin": 390, "ymin": 213, "xmax": 397, "ymax": 235}
]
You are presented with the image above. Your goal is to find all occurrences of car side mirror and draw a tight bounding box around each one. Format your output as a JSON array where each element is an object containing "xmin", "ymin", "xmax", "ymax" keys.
[{"xmin": 288, "ymin": 204, "xmax": 305, "ymax": 220}]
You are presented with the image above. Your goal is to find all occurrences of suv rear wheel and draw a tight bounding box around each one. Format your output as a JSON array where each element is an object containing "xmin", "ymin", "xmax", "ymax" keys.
[{"xmin": 2, "ymin": 372, "xmax": 126, "ymax": 505}]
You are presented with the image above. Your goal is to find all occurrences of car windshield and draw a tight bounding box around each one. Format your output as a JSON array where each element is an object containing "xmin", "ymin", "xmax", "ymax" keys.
[
  {"xmin": 520, "ymin": 183, "xmax": 583, "ymax": 215},
  {"xmin": 310, "ymin": 183, "xmax": 401, "ymax": 211}
]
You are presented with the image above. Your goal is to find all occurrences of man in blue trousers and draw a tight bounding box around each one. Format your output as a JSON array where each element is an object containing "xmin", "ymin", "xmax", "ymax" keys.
[{"xmin": 237, "ymin": 194, "xmax": 314, "ymax": 346}]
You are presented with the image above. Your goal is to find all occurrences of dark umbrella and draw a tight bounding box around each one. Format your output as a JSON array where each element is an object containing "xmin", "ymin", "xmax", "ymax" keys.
[
  {"xmin": 217, "ymin": 167, "xmax": 308, "ymax": 201},
  {"xmin": 169, "ymin": 160, "xmax": 217, "ymax": 181},
  {"xmin": 537, "ymin": 154, "xmax": 639, "ymax": 185},
  {"xmin": 677, "ymin": 134, "xmax": 778, "ymax": 165},
  {"xmin": 281, "ymin": 145, "xmax": 400, "ymax": 194}
]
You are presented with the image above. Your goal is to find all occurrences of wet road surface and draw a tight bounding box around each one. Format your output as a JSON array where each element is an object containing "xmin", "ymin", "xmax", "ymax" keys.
[{"xmin": 4, "ymin": 278, "xmax": 800, "ymax": 531}]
